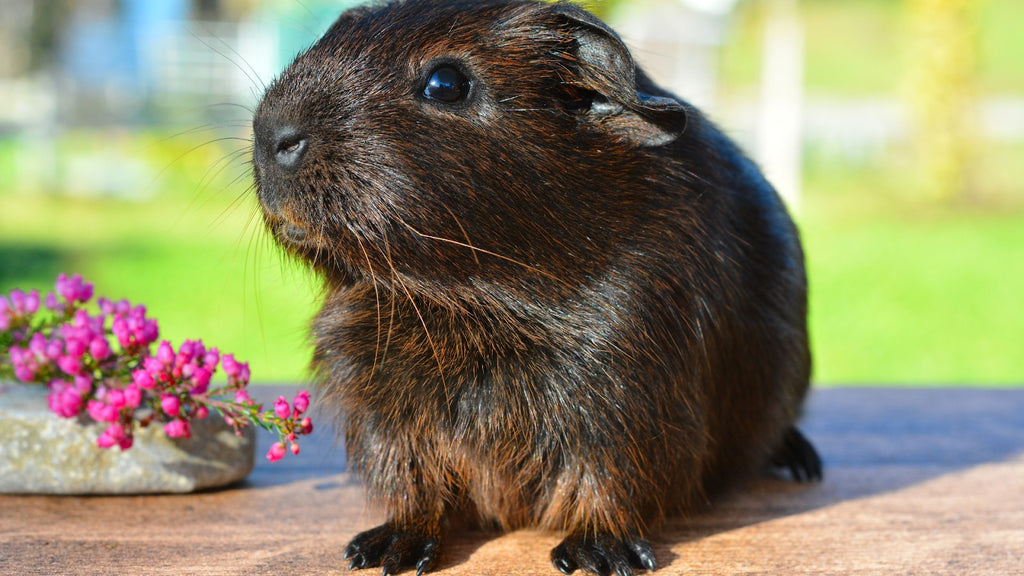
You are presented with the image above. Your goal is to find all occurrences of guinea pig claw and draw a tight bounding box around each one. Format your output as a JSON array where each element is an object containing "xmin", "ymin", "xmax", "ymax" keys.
[
  {"xmin": 344, "ymin": 523, "xmax": 441, "ymax": 574},
  {"xmin": 414, "ymin": 543, "xmax": 440, "ymax": 576},
  {"xmin": 771, "ymin": 427, "xmax": 823, "ymax": 483},
  {"xmin": 552, "ymin": 533, "xmax": 656, "ymax": 576},
  {"xmin": 553, "ymin": 553, "xmax": 579, "ymax": 575},
  {"xmin": 627, "ymin": 539, "xmax": 657, "ymax": 572}
]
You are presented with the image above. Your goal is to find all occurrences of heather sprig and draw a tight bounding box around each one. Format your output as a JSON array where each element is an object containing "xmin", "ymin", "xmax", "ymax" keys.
[{"xmin": 0, "ymin": 274, "xmax": 313, "ymax": 461}]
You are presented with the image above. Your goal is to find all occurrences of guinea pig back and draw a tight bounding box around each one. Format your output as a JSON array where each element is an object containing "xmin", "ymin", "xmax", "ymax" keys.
[{"xmin": 252, "ymin": 1, "xmax": 821, "ymax": 575}]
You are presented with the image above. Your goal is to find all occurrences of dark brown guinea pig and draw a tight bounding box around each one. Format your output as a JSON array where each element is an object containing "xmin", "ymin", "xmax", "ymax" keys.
[{"xmin": 252, "ymin": 1, "xmax": 821, "ymax": 575}]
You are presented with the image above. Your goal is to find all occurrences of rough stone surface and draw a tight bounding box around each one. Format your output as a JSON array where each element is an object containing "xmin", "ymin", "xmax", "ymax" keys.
[{"xmin": 0, "ymin": 381, "xmax": 255, "ymax": 495}]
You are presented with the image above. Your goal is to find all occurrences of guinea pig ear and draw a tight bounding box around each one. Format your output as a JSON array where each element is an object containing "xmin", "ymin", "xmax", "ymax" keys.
[{"xmin": 552, "ymin": 3, "xmax": 688, "ymax": 147}]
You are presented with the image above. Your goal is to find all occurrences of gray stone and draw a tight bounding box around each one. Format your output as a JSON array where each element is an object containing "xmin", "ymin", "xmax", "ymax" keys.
[{"xmin": 0, "ymin": 381, "xmax": 255, "ymax": 494}]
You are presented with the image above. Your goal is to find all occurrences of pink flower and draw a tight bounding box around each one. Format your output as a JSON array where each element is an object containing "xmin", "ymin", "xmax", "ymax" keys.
[
  {"xmin": 29, "ymin": 332, "xmax": 48, "ymax": 356},
  {"xmin": 89, "ymin": 337, "xmax": 111, "ymax": 361},
  {"xmin": 0, "ymin": 298, "xmax": 11, "ymax": 331},
  {"xmin": 178, "ymin": 340, "xmax": 196, "ymax": 363},
  {"xmin": 97, "ymin": 424, "xmax": 132, "ymax": 450},
  {"xmin": 9, "ymin": 289, "xmax": 40, "ymax": 316},
  {"xmin": 65, "ymin": 337, "xmax": 86, "ymax": 359},
  {"xmin": 111, "ymin": 316, "xmax": 131, "ymax": 347},
  {"xmin": 57, "ymin": 355, "xmax": 83, "ymax": 376},
  {"xmin": 14, "ymin": 364, "xmax": 36, "ymax": 383},
  {"xmin": 44, "ymin": 292, "xmax": 62, "ymax": 313},
  {"xmin": 97, "ymin": 298, "xmax": 115, "ymax": 315},
  {"xmin": 164, "ymin": 419, "xmax": 191, "ymax": 439},
  {"xmin": 299, "ymin": 417, "xmax": 313, "ymax": 436},
  {"xmin": 45, "ymin": 339, "xmax": 63, "ymax": 362},
  {"xmin": 97, "ymin": 425, "xmax": 122, "ymax": 448},
  {"xmin": 132, "ymin": 369, "xmax": 156, "ymax": 389},
  {"xmin": 237, "ymin": 362, "xmax": 251, "ymax": 384},
  {"xmin": 161, "ymin": 395, "xmax": 181, "ymax": 418},
  {"xmin": 195, "ymin": 405, "xmax": 209, "ymax": 419},
  {"xmin": 123, "ymin": 384, "xmax": 142, "ymax": 409},
  {"xmin": 143, "ymin": 356, "xmax": 163, "ymax": 375},
  {"xmin": 292, "ymin": 390, "xmax": 310, "ymax": 415},
  {"xmin": 106, "ymin": 388, "xmax": 127, "ymax": 410},
  {"xmin": 290, "ymin": 442, "xmax": 300, "ymax": 455},
  {"xmin": 266, "ymin": 442, "xmax": 286, "ymax": 463},
  {"xmin": 234, "ymin": 389, "xmax": 253, "ymax": 405},
  {"xmin": 203, "ymin": 348, "xmax": 220, "ymax": 368},
  {"xmin": 73, "ymin": 375, "xmax": 92, "ymax": 393},
  {"xmin": 274, "ymin": 396, "xmax": 291, "ymax": 419},
  {"xmin": 87, "ymin": 400, "xmax": 119, "ymax": 423},
  {"xmin": 157, "ymin": 341, "xmax": 175, "ymax": 365},
  {"xmin": 191, "ymin": 367, "xmax": 213, "ymax": 392},
  {"xmin": 139, "ymin": 319, "xmax": 159, "ymax": 346},
  {"xmin": 26, "ymin": 291, "xmax": 40, "ymax": 315},
  {"xmin": 47, "ymin": 380, "xmax": 85, "ymax": 418},
  {"xmin": 56, "ymin": 274, "xmax": 93, "ymax": 304},
  {"xmin": 222, "ymin": 354, "xmax": 240, "ymax": 377}
]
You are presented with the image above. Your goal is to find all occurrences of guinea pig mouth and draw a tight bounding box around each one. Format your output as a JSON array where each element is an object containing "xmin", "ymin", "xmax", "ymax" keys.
[{"xmin": 261, "ymin": 210, "xmax": 315, "ymax": 248}]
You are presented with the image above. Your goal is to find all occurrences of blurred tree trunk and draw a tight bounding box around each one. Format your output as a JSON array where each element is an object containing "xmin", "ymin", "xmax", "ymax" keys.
[{"xmin": 907, "ymin": 0, "xmax": 981, "ymax": 203}]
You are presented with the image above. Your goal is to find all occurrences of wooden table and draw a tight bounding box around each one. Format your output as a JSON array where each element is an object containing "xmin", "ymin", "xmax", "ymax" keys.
[{"xmin": 2, "ymin": 387, "xmax": 1022, "ymax": 575}]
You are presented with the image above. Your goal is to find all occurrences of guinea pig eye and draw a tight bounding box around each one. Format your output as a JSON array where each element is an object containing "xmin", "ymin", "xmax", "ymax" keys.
[{"xmin": 423, "ymin": 65, "xmax": 470, "ymax": 104}]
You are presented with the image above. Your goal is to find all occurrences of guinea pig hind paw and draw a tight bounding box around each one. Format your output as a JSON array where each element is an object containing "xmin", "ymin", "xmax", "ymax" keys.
[
  {"xmin": 343, "ymin": 524, "xmax": 441, "ymax": 575},
  {"xmin": 771, "ymin": 427, "xmax": 824, "ymax": 483},
  {"xmin": 551, "ymin": 533, "xmax": 657, "ymax": 576}
]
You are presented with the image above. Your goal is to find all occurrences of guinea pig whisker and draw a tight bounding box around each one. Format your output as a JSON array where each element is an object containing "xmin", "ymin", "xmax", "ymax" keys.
[
  {"xmin": 441, "ymin": 205, "xmax": 480, "ymax": 266},
  {"xmin": 501, "ymin": 107, "xmax": 561, "ymax": 113},
  {"xmin": 188, "ymin": 25, "xmax": 268, "ymax": 94},
  {"xmin": 393, "ymin": 267, "xmax": 453, "ymax": 417},
  {"xmin": 379, "ymin": 235, "xmax": 399, "ymax": 363},
  {"xmin": 205, "ymin": 101, "xmax": 257, "ymax": 116},
  {"xmin": 395, "ymin": 218, "xmax": 572, "ymax": 291},
  {"xmin": 356, "ymin": 236, "xmax": 385, "ymax": 380},
  {"xmin": 376, "ymin": 231, "xmax": 450, "ymax": 415}
]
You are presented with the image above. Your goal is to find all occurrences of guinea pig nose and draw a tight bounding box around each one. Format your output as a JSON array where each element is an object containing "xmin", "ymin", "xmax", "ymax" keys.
[{"xmin": 273, "ymin": 128, "xmax": 309, "ymax": 170}]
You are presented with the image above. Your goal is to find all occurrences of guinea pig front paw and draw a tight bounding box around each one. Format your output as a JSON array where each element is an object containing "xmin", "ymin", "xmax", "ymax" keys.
[
  {"xmin": 551, "ymin": 532, "xmax": 657, "ymax": 576},
  {"xmin": 344, "ymin": 523, "xmax": 441, "ymax": 576}
]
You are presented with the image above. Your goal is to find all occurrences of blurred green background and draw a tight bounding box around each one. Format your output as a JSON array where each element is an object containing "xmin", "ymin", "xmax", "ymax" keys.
[{"xmin": 0, "ymin": 0, "xmax": 1020, "ymax": 385}]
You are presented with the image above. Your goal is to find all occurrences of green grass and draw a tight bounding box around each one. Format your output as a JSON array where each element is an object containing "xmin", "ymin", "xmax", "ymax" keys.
[
  {"xmin": 799, "ymin": 138, "xmax": 1024, "ymax": 385},
  {"xmin": 803, "ymin": 209, "xmax": 1024, "ymax": 385}
]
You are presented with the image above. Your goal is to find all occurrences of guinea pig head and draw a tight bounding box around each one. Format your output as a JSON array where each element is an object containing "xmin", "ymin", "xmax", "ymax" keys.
[{"xmin": 252, "ymin": 0, "xmax": 687, "ymax": 300}]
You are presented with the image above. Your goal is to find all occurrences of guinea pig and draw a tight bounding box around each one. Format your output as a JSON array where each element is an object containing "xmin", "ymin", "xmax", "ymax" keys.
[{"xmin": 251, "ymin": 1, "xmax": 821, "ymax": 575}]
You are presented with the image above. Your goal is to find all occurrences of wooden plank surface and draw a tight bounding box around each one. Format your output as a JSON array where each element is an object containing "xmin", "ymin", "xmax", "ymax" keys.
[{"xmin": 1, "ymin": 387, "xmax": 1022, "ymax": 575}]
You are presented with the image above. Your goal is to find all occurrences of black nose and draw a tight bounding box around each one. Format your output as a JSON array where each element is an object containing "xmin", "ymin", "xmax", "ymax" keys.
[{"xmin": 271, "ymin": 128, "xmax": 309, "ymax": 170}]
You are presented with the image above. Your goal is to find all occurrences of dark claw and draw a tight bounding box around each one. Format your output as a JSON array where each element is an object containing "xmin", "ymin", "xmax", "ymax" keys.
[
  {"xmin": 553, "ymin": 554, "xmax": 578, "ymax": 575},
  {"xmin": 627, "ymin": 539, "xmax": 657, "ymax": 572},
  {"xmin": 414, "ymin": 542, "xmax": 439, "ymax": 576},
  {"xmin": 551, "ymin": 533, "xmax": 656, "ymax": 576},
  {"xmin": 772, "ymin": 427, "xmax": 823, "ymax": 483},
  {"xmin": 344, "ymin": 523, "xmax": 441, "ymax": 574}
]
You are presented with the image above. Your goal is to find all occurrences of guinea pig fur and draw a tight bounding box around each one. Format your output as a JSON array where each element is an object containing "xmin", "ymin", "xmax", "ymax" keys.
[{"xmin": 251, "ymin": 1, "xmax": 822, "ymax": 575}]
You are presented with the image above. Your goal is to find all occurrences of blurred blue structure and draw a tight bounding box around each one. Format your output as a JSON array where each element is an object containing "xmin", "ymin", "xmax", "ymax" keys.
[
  {"xmin": 62, "ymin": 0, "xmax": 188, "ymax": 103},
  {"xmin": 0, "ymin": 0, "xmax": 364, "ymax": 128}
]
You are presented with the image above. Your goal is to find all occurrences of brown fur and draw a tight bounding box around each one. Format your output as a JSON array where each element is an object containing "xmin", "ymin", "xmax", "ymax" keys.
[{"xmin": 252, "ymin": 1, "xmax": 820, "ymax": 574}]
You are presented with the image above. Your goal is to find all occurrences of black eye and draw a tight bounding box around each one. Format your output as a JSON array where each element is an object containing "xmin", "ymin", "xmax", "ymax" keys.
[{"xmin": 423, "ymin": 65, "xmax": 470, "ymax": 103}]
